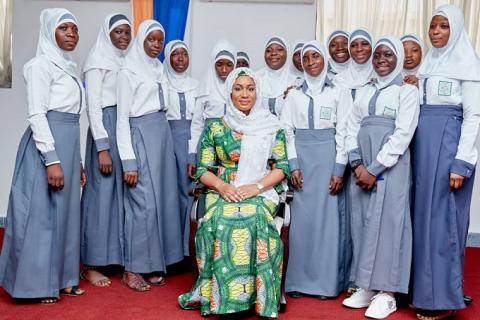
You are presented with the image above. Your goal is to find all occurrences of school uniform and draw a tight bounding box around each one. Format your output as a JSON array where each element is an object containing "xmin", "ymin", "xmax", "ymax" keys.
[
  {"xmin": 411, "ymin": 5, "xmax": 480, "ymax": 311},
  {"xmin": 117, "ymin": 20, "xmax": 183, "ymax": 274},
  {"xmin": 164, "ymin": 40, "xmax": 199, "ymax": 255},
  {"xmin": 0, "ymin": 9, "xmax": 85, "ymax": 298},
  {"xmin": 81, "ymin": 13, "xmax": 131, "ymax": 268},
  {"xmin": 283, "ymin": 41, "xmax": 352, "ymax": 297}
]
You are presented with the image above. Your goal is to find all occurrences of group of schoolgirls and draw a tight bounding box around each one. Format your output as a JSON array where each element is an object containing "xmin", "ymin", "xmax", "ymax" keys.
[{"xmin": 0, "ymin": 4, "xmax": 479, "ymax": 320}]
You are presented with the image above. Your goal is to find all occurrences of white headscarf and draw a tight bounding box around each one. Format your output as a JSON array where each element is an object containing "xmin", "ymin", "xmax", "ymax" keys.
[
  {"xmin": 223, "ymin": 68, "xmax": 282, "ymax": 204},
  {"xmin": 400, "ymin": 34, "xmax": 424, "ymax": 76},
  {"xmin": 164, "ymin": 40, "xmax": 198, "ymax": 93},
  {"xmin": 83, "ymin": 13, "xmax": 131, "ymax": 74},
  {"xmin": 326, "ymin": 30, "xmax": 350, "ymax": 75},
  {"xmin": 122, "ymin": 19, "xmax": 165, "ymax": 83},
  {"xmin": 301, "ymin": 40, "xmax": 329, "ymax": 96},
  {"xmin": 334, "ymin": 28, "xmax": 374, "ymax": 89},
  {"xmin": 237, "ymin": 51, "xmax": 250, "ymax": 66},
  {"xmin": 372, "ymin": 36, "xmax": 404, "ymax": 89},
  {"xmin": 24, "ymin": 8, "xmax": 79, "ymax": 79},
  {"xmin": 418, "ymin": 4, "xmax": 480, "ymax": 81},
  {"xmin": 197, "ymin": 39, "xmax": 236, "ymax": 103},
  {"xmin": 257, "ymin": 36, "xmax": 297, "ymax": 98},
  {"xmin": 290, "ymin": 39, "xmax": 305, "ymax": 79}
]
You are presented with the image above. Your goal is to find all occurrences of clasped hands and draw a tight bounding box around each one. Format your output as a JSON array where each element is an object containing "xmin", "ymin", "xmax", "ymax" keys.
[
  {"xmin": 354, "ymin": 165, "xmax": 377, "ymax": 191},
  {"xmin": 215, "ymin": 181, "xmax": 260, "ymax": 202}
]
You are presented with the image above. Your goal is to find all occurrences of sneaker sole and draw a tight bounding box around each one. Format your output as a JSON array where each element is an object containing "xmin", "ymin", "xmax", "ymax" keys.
[
  {"xmin": 365, "ymin": 307, "xmax": 397, "ymax": 319},
  {"xmin": 342, "ymin": 301, "xmax": 371, "ymax": 309}
]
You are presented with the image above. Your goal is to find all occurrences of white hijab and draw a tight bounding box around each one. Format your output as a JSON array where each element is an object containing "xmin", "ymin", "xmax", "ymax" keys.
[
  {"xmin": 301, "ymin": 40, "xmax": 329, "ymax": 96},
  {"xmin": 372, "ymin": 36, "xmax": 404, "ymax": 89},
  {"xmin": 326, "ymin": 30, "xmax": 350, "ymax": 75},
  {"xmin": 24, "ymin": 8, "xmax": 79, "ymax": 79},
  {"xmin": 122, "ymin": 19, "xmax": 165, "ymax": 83},
  {"xmin": 290, "ymin": 39, "xmax": 305, "ymax": 79},
  {"xmin": 237, "ymin": 51, "xmax": 250, "ymax": 66},
  {"xmin": 164, "ymin": 40, "xmax": 198, "ymax": 93},
  {"xmin": 197, "ymin": 39, "xmax": 236, "ymax": 103},
  {"xmin": 83, "ymin": 13, "xmax": 131, "ymax": 74},
  {"xmin": 418, "ymin": 4, "xmax": 480, "ymax": 81},
  {"xmin": 223, "ymin": 68, "xmax": 282, "ymax": 204},
  {"xmin": 334, "ymin": 28, "xmax": 374, "ymax": 89},
  {"xmin": 257, "ymin": 36, "xmax": 297, "ymax": 98},
  {"xmin": 400, "ymin": 34, "xmax": 424, "ymax": 77}
]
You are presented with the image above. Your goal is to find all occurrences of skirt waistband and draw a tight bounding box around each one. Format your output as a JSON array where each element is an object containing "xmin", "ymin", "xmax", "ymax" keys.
[
  {"xmin": 295, "ymin": 128, "xmax": 335, "ymax": 141},
  {"xmin": 129, "ymin": 111, "xmax": 167, "ymax": 126},
  {"xmin": 46, "ymin": 111, "xmax": 80, "ymax": 123},
  {"xmin": 361, "ymin": 115, "xmax": 395, "ymax": 128},
  {"xmin": 420, "ymin": 104, "xmax": 463, "ymax": 118}
]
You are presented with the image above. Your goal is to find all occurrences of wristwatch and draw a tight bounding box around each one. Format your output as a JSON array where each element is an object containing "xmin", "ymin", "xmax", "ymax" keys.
[
  {"xmin": 256, "ymin": 183, "xmax": 264, "ymax": 191},
  {"xmin": 351, "ymin": 159, "xmax": 363, "ymax": 171}
]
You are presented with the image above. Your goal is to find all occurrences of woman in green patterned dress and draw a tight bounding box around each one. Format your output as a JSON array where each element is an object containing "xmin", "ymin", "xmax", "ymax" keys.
[{"xmin": 178, "ymin": 68, "xmax": 290, "ymax": 318}]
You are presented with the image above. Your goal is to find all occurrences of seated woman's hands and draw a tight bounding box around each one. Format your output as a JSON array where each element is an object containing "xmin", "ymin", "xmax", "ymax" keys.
[
  {"xmin": 216, "ymin": 181, "xmax": 243, "ymax": 202},
  {"xmin": 354, "ymin": 165, "xmax": 376, "ymax": 190}
]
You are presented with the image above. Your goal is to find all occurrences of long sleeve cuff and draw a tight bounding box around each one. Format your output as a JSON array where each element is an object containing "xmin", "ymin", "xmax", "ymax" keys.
[
  {"xmin": 122, "ymin": 159, "xmax": 137, "ymax": 172},
  {"xmin": 348, "ymin": 148, "xmax": 362, "ymax": 165},
  {"xmin": 450, "ymin": 159, "xmax": 475, "ymax": 178},
  {"xmin": 289, "ymin": 158, "xmax": 300, "ymax": 171},
  {"xmin": 333, "ymin": 163, "xmax": 346, "ymax": 177},
  {"xmin": 41, "ymin": 150, "xmax": 60, "ymax": 166},
  {"xmin": 366, "ymin": 160, "xmax": 388, "ymax": 177},
  {"xmin": 95, "ymin": 137, "xmax": 110, "ymax": 152},
  {"xmin": 188, "ymin": 153, "xmax": 197, "ymax": 165}
]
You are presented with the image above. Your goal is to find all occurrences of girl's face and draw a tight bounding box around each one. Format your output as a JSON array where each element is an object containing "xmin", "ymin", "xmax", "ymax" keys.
[
  {"xmin": 215, "ymin": 58, "xmax": 235, "ymax": 81},
  {"xmin": 350, "ymin": 38, "xmax": 372, "ymax": 64},
  {"xmin": 429, "ymin": 15, "xmax": 450, "ymax": 48},
  {"xmin": 236, "ymin": 59, "xmax": 249, "ymax": 68},
  {"xmin": 373, "ymin": 45, "xmax": 397, "ymax": 77},
  {"xmin": 292, "ymin": 50, "xmax": 303, "ymax": 72},
  {"xmin": 110, "ymin": 24, "xmax": 132, "ymax": 50},
  {"xmin": 302, "ymin": 50, "xmax": 325, "ymax": 77},
  {"xmin": 403, "ymin": 40, "xmax": 422, "ymax": 70},
  {"xmin": 231, "ymin": 75, "xmax": 256, "ymax": 115},
  {"xmin": 264, "ymin": 43, "xmax": 287, "ymax": 70},
  {"xmin": 329, "ymin": 35, "xmax": 350, "ymax": 63},
  {"xmin": 170, "ymin": 47, "xmax": 189, "ymax": 73},
  {"xmin": 143, "ymin": 30, "xmax": 164, "ymax": 58},
  {"xmin": 55, "ymin": 22, "xmax": 79, "ymax": 51}
]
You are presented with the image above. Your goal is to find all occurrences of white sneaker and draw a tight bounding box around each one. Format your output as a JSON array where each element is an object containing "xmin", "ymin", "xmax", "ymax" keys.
[
  {"xmin": 342, "ymin": 288, "xmax": 376, "ymax": 308},
  {"xmin": 364, "ymin": 292, "xmax": 397, "ymax": 319}
]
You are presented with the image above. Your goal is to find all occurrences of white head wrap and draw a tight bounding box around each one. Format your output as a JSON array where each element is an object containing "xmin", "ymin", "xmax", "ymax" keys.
[
  {"xmin": 164, "ymin": 40, "xmax": 198, "ymax": 93},
  {"xmin": 122, "ymin": 19, "xmax": 165, "ymax": 83},
  {"xmin": 418, "ymin": 4, "xmax": 480, "ymax": 81},
  {"xmin": 83, "ymin": 13, "xmax": 131, "ymax": 73},
  {"xmin": 334, "ymin": 28, "xmax": 374, "ymax": 89},
  {"xmin": 223, "ymin": 67, "xmax": 282, "ymax": 204},
  {"xmin": 197, "ymin": 39, "xmax": 236, "ymax": 103}
]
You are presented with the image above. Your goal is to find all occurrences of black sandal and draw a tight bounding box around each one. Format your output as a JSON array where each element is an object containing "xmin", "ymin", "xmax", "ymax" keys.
[{"xmin": 60, "ymin": 285, "xmax": 85, "ymax": 297}]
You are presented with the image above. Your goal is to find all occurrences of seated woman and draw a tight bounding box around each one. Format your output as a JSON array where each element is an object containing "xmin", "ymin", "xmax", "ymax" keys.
[{"xmin": 178, "ymin": 67, "xmax": 290, "ymax": 318}]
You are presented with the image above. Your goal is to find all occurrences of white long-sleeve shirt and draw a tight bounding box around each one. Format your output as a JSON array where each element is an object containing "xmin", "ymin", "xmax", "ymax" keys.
[
  {"xmin": 84, "ymin": 69, "xmax": 118, "ymax": 151},
  {"xmin": 116, "ymin": 69, "xmax": 169, "ymax": 171},
  {"xmin": 281, "ymin": 84, "xmax": 352, "ymax": 177},
  {"xmin": 188, "ymin": 97, "xmax": 226, "ymax": 162},
  {"xmin": 25, "ymin": 56, "xmax": 85, "ymax": 166},
  {"xmin": 165, "ymin": 86, "xmax": 198, "ymax": 121},
  {"xmin": 345, "ymin": 83, "xmax": 419, "ymax": 176},
  {"xmin": 420, "ymin": 76, "xmax": 480, "ymax": 175}
]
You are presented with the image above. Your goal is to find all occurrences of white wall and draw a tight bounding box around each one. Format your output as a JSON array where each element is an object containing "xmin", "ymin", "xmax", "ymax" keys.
[
  {"xmin": 0, "ymin": 0, "xmax": 131, "ymax": 218},
  {"xmin": 186, "ymin": 0, "xmax": 317, "ymax": 79}
]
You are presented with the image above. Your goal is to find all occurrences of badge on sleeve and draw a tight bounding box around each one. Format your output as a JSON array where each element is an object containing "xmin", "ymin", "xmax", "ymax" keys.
[
  {"xmin": 438, "ymin": 81, "xmax": 453, "ymax": 96},
  {"xmin": 320, "ymin": 106, "xmax": 332, "ymax": 120},
  {"xmin": 383, "ymin": 106, "xmax": 397, "ymax": 118}
]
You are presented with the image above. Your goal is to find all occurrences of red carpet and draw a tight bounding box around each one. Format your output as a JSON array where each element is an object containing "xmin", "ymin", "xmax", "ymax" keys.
[{"xmin": 0, "ymin": 227, "xmax": 478, "ymax": 320}]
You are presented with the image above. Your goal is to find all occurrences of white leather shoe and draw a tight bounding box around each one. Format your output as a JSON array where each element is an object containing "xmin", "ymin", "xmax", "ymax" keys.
[
  {"xmin": 342, "ymin": 288, "xmax": 376, "ymax": 308},
  {"xmin": 365, "ymin": 292, "xmax": 397, "ymax": 319}
]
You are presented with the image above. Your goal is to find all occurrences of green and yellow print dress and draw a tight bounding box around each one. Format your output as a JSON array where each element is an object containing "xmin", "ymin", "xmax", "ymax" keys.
[{"xmin": 178, "ymin": 119, "xmax": 290, "ymax": 318}]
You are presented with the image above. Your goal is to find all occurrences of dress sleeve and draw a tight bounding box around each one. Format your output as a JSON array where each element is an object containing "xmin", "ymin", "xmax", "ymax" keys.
[
  {"xmin": 280, "ymin": 94, "xmax": 299, "ymax": 171},
  {"xmin": 333, "ymin": 88, "xmax": 352, "ymax": 177},
  {"xmin": 25, "ymin": 60, "xmax": 59, "ymax": 166},
  {"xmin": 116, "ymin": 70, "xmax": 137, "ymax": 172},
  {"xmin": 188, "ymin": 97, "xmax": 206, "ymax": 164},
  {"xmin": 451, "ymin": 81, "xmax": 480, "ymax": 178},
  {"xmin": 345, "ymin": 91, "xmax": 364, "ymax": 165},
  {"xmin": 194, "ymin": 121, "xmax": 218, "ymax": 181},
  {"xmin": 85, "ymin": 69, "xmax": 110, "ymax": 151},
  {"xmin": 367, "ymin": 85, "xmax": 420, "ymax": 176},
  {"xmin": 270, "ymin": 129, "xmax": 291, "ymax": 179}
]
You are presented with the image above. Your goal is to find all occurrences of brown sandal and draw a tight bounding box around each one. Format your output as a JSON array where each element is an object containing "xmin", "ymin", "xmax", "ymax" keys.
[
  {"xmin": 148, "ymin": 275, "xmax": 166, "ymax": 286},
  {"xmin": 416, "ymin": 310, "xmax": 457, "ymax": 320},
  {"xmin": 122, "ymin": 272, "xmax": 151, "ymax": 292}
]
